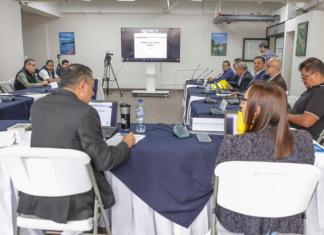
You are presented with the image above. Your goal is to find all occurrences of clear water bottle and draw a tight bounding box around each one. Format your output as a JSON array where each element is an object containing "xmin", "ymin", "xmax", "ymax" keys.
[{"xmin": 135, "ymin": 98, "xmax": 146, "ymax": 133}]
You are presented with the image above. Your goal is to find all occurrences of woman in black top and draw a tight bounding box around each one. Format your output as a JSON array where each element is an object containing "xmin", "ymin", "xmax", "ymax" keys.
[{"xmin": 215, "ymin": 81, "xmax": 314, "ymax": 235}]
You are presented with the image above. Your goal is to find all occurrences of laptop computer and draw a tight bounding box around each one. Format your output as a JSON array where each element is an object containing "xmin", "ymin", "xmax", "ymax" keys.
[{"xmin": 89, "ymin": 101, "xmax": 118, "ymax": 139}]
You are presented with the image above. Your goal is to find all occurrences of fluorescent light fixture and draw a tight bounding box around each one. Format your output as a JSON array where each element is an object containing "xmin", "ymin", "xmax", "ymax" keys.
[
  {"xmin": 117, "ymin": 0, "xmax": 136, "ymax": 1},
  {"xmin": 191, "ymin": 0, "xmax": 202, "ymax": 1}
]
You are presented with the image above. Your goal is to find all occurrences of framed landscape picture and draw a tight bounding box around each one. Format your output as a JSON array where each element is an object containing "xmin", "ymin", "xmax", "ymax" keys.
[
  {"xmin": 211, "ymin": 33, "xmax": 227, "ymax": 56},
  {"xmin": 296, "ymin": 22, "xmax": 308, "ymax": 56},
  {"xmin": 59, "ymin": 32, "xmax": 75, "ymax": 55}
]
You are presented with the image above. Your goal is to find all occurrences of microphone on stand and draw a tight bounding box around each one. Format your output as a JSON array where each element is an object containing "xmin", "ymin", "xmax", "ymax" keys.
[{"xmin": 191, "ymin": 64, "xmax": 201, "ymax": 79}]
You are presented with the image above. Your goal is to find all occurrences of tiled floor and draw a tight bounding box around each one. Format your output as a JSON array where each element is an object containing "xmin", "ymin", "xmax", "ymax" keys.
[{"xmin": 105, "ymin": 89, "xmax": 184, "ymax": 124}]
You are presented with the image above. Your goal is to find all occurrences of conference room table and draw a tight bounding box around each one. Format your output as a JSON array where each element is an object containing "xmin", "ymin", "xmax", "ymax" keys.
[
  {"xmin": 0, "ymin": 96, "xmax": 34, "ymax": 120},
  {"xmin": 183, "ymin": 86, "xmax": 240, "ymax": 124},
  {"xmin": 0, "ymin": 120, "xmax": 222, "ymax": 235},
  {"xmin": 0, "ymin": 79, "xmax": 105, "ymax": 121}
]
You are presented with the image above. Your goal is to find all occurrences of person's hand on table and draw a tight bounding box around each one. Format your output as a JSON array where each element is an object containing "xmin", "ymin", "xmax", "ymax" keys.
[
  {"xmin": 41, "ymin": 80, "xmax": 49, "ymax": 86},
  {"xmin": 122, "ymin": 132, "xmax": 136, "ymax": 148},
  {"xmin": 227, "ymin": 83, "xmax": 234, "ymax": 90}
]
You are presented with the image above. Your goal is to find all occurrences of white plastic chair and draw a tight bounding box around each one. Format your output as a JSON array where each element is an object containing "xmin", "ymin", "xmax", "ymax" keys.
[
  {"xmin": 0, "ymin": 146, "xmax": 111, "ymax": 235},
  {"xmin": 210, "ymin": 161, "xmax": 321, "ymax": 235},
  {"xmin": 317, "ymin": 129, "xmax": 324, "ymax": 146},
  {"xmin": 0, "ymin": 80, "xmax": 14, "ymax": 93}
]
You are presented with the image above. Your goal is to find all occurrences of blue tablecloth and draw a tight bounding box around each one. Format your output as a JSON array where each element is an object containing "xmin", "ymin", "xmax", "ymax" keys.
[
  {"xmin": 190, "ymin": 99, "xmax": 240, "ymax": 118},
  {"xmin": 0, "ymin": 96, "xmax": 34, "ymax": 120},
  {"xmin": 12, "ymin": 87, "xmax": 57, "ymax": 95},
  {"xmin": 13, "ymin": 80, "xmax": 98, "ymax": 100},
  {"xmin": 0, "ymin": 120, "xmax": 29, "ymax": 131},
  {"xmin": 113, "ymin": 123, "xmax": 223, "ymax": 228},
  {"xmin": 185, "ymin": 79, "xmax": 203, "ymax": 86}
]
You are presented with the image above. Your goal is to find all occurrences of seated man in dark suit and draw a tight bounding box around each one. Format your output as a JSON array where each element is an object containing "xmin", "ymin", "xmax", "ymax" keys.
[
  {"xmin": 230, "ymin": 62, "xmax": 253, "ymax": 92},
  {"xmin": 17, "ymin": 64, "xmax": 135, "ymax": 229},
  {"xmin": 253, "ymin": 56, "xmax": 269, "ymax": 81},
  {"xmin": 14, "ymin": 58, "xmax": 48, "ymax": 90},
  {"xmin": 265, "ymin": 58, "xmax": 288, "ymax": 92},
  {"xmin": 289, "ymin": 57, "xmax": 324, "ymax": 140},
  {"xmin": 209, "ymin": 60, "xmax": 235, "ymax": 83}
]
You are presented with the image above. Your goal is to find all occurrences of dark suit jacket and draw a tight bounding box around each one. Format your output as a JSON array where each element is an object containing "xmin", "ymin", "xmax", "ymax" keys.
[
  {"xmin": 215, "ymin": 127, "xmax": 314, "ymax": 234},
  {"xmin": 270, "ymin": 73, "xmax": 287, "ymax": 92},
  {"xmin": 255, "ymin": 69, "xmax": 270, "ymax": 81},
  {"xmin": 232, "ymin": 71, "xmax": 253, "ymax": 92},
  {"xmin": 17, "ymin": 89, "xmax": 130, "ymax": 223}
]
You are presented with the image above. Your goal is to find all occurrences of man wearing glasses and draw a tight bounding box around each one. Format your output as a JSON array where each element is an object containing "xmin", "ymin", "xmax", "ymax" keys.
[
  {"xmin": 14, "ymin": 58, "xmax": 48, "ymax": 90},
  {"xmin": 288, "ymin": 57, "xmax": 324, "ymax": 139}
]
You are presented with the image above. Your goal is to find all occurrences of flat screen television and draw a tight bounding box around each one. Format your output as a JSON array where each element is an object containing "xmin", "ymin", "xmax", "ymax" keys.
[{"xmin": 121, "ymin": 28, "xmax": 180, "ymax": 62}]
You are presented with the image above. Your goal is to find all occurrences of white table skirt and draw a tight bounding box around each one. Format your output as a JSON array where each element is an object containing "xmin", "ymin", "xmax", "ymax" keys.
[{"xmin": 106, "ymin": 171, "xmax": 211, "ymax": 235}]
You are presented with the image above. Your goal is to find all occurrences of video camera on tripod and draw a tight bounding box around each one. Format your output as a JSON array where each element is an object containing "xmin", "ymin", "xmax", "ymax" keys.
[
  {"xmin": 102, "ymin": 51, "xmax": 122, "ymax": 97},
  {"xmin": 104, "ymin": 52, "xmax": 114, "ymax": 66}
]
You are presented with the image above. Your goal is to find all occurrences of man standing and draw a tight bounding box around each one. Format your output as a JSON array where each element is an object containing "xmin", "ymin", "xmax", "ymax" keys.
[
  {"xmin": 265, "ymin": 58, "xmax": 287, "ymax": 92},
  {"xmin": 259, "ymin": 42, "xmax": 276, "ymax": 62},
  {"xmin": 288, "ymin": 57, "xmax": 324, "ymax": 140},
  {"xmin": 14, "ymin": 58, "xmax": 48, "ymax": 90},
  {"xmin": 17, "ymin": 64, "xmax": 135, "ymax": 227},
  {"xmin": 38, "ymin": 59, "xmax": 61, "ymax": 83}
]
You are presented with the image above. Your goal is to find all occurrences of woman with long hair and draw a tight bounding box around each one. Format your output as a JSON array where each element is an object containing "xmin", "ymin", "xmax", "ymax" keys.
[{"xmin": 215, "ymin": 81, "xmax": 314, "ymax": 235}]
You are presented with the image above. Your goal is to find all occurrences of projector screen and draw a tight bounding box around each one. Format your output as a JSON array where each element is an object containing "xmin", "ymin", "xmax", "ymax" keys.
[{"xmin": 121, "ymin": 28, "xmax": 180, "ymax": 62}]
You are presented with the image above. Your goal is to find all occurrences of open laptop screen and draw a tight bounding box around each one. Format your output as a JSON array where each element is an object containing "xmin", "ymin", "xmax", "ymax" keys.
[{"xmin": 89, "ymin": 101, "xmax": 118, "ymax": 127}]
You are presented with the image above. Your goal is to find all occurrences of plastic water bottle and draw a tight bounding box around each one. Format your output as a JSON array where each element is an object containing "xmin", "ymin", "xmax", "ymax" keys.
[{"xmin": 135, "ymin": 98, "xmax": 146, "ymax": 133}]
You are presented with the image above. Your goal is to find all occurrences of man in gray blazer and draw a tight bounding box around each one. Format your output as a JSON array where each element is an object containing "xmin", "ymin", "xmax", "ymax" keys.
[{"xmin": 17, "ymin": 64, "xmax": 135, "ymax": 224}]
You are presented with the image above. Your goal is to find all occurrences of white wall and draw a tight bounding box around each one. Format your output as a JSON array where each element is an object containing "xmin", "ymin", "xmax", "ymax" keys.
[
  {"xmin": 283, "ymin": 10, "xmax": 324, "ymax": 96},
  {"xmin": 0, "ymin": 0, "xmax": 24, "ymax": 81},
  {"xmin": 22, "ymin": 0, "xmax": 279, "ymax": 89},
  {"xmin": 22, "ymin": 11, "xmax": 270, "ymax": 89},
  {"xmin": 22, "ymin": 13, "xmax": 53, "ymax": 65}
]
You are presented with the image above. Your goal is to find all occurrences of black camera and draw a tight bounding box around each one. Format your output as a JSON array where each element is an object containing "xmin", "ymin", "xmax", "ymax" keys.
[{"xmin": 104, "ymin": 52, "xmax": 113, "ymax": 65}]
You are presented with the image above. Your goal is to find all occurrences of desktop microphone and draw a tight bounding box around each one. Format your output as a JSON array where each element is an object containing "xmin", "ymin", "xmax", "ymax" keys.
[
  {"xmin": 191, "ymin": 64, "xmax": 201, "ymax": 79},
  {"xmin": 0, "ymin": 95, "xmax": 15, "ymax": 102},
  {"xmin": 201, "ymin": 69, "xmax": 214, "ymax": 80},
  {"xmin": 196, "ymin": 68, "xmax": 209, "ymax": 80}
]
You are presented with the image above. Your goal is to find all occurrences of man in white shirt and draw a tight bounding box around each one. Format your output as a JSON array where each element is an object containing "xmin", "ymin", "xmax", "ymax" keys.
[{"xmin": 38, "ymin": 59, "xmax": 61, "ymax": 83}]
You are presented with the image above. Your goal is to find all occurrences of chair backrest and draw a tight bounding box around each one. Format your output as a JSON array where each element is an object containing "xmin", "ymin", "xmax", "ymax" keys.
[
  {"xmin": 0, "ymin": 146, "xmax": 92, "ymax": 197},
  {"xmin": 317, "ymin": 129, "xmax": 324, "ymax": 145},
  {"xmin": 0, "ymin": 80, "xmax": 14, "ymax": 92},
  {"xmin": 214, "ymin": 161, "xmax": 321, "ymax": 218}
]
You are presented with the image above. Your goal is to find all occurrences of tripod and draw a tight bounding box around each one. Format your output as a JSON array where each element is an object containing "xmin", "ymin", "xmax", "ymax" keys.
[{"xmin": 102, "ymin": 54, "xmax": 122, "ymax": 97}]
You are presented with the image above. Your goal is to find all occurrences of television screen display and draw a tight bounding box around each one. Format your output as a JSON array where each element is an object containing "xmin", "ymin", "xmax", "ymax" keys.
[{"xmin": 121, "ymin": 28, "xmax": 180, "ymax": 62}]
